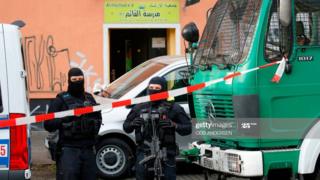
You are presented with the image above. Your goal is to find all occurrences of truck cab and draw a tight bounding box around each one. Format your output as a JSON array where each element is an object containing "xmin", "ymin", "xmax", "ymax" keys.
[
  {"xmin": 183, "ymin": 0, "xmax": 320, "ymax": 179},
  {"xmin": 0, "ymin": 22, "xmax": 31, "ymax": 179}
]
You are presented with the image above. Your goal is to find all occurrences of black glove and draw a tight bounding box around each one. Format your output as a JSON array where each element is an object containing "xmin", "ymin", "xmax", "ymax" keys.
[
  {"xmin": 159, "ymin": 119, "xmax": 176, "ymax": 128},
  {"xmin": 131, "ymin": 117, "xmax": 144, "ymax": 129},
  {"xmin": 61, "ymin": 117, "xmax": 73, "ymax": 124}
]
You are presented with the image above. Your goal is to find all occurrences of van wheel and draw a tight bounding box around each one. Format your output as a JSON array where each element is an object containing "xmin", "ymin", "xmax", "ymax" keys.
[
  {"xmin": 250, "ymin": 177, "xmax": 267, "ymax": 180},
  {"xmin": 96, "ymin": 138, "xmax": 134, "ymax": 179}
]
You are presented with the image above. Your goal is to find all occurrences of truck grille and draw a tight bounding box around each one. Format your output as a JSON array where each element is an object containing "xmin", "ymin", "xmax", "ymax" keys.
[{"xmin": 194, "ymin": 94, "xmax": 234, "ymax": 119}]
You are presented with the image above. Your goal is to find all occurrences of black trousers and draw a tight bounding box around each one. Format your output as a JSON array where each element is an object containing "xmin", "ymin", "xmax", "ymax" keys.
[
  {"xmin": 136, "ymin": 150, "xmax": 176, "ymax": 180},
  {"xmin": 57, "ymin": 146, "xmax": 97, "ymax": 180}
]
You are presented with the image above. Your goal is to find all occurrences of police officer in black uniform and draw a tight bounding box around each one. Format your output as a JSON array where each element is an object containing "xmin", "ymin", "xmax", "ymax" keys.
[
  {"xmin": 44, "ymin": 68, "xmax": 102, "ymax": 180},
  {"xmin": 123, "ymin": 76, "xmax": 192, "ymax": 180}
]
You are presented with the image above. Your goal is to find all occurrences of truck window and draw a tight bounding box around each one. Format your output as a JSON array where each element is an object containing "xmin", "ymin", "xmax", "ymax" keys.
[
  {"xmin": 194, "ymin": 0, "xmax": 262, "ymax": 66},
  {"xmin": 265, "ymin": 1, "xmax": 281, "ymax": 60},
  {"xmin": 295, "ymin": 0, "xmax": 320, "ymax": 46},
  {"xmin": 265, "ymin": 0, "xmax": 293, "ymax": 60},
  {"xmin": 0, "ymin": 83, "xmax": 3, "ymax": 113}
]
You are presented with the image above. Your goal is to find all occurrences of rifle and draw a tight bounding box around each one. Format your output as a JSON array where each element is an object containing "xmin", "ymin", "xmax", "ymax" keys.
[{"xmin": 139, "ymin": 108, "xmax": 168, "ymax": 180}]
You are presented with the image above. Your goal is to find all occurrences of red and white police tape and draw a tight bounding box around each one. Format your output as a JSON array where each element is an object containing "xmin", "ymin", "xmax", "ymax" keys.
[
  {"xmin": 272, "ymin": 57, "xmax": 287, "ymax": 83},
  {"xmin": 0, "ymin": 59, "xmax": 285, "ymax": 128}
]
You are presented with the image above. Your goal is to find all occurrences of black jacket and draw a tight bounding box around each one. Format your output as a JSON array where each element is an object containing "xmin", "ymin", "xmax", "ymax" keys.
[
  {"xmin": 44, "ymin": 92, "xmax": 102, "ymax": 148},
  {"xmin": 123, "ymin": 101, "xmax": 192, "ymax": 147}
]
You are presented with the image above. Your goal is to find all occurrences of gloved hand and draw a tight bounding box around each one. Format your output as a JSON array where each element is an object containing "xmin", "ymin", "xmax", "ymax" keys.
[
  {"xmin": 131, "ymin": 117, "xmax": 144, "ymax": 129},
  {"xmin": 159, "ymin": 119, "xmax": 176, "ymax": 128},
  {"xmin": 62, "ymin": 117, "xmax": 73, "ymax": 123}
]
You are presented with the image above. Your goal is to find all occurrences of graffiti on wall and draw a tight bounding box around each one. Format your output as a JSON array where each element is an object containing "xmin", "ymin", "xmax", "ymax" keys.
[
  {"xmin": 24, "ymin": 35, "xmax": 100, "ymax": 94},
  {"xmin": 70, "ymin": 51, "xmax": 101, "ymax": 93},
  {"xmin": 24, "ymin": 35, "xmax": 70, "ymax": 93}
]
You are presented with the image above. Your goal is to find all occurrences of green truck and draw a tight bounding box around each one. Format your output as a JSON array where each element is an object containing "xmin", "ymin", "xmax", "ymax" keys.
[{"xmin": 182, "ymin": 0, "xmax": 320, "ymax": 179}]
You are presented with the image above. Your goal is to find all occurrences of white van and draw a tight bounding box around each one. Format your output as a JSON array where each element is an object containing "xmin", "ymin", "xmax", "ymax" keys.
[
  {"xmin": 0, "ymin": 22, "xmax": 31, "ymax": 179},
  {"xmin": 95, "ymin": 56, "xmax": 191, "ymax": 179}
]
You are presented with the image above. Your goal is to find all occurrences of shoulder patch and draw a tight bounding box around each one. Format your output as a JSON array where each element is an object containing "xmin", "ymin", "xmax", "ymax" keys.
[{"xmin": 57, "ymin": 91, "xmax": 69, "ymax": 98}]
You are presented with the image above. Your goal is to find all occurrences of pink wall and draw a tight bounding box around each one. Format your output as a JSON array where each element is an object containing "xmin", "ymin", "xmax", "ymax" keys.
[
  {"xmin": 180, "ymin": 0, "xmax": 217, "ymax": 53},
  {"xmin": 0, "ymin": 0, "xmax": 217, "ymax": 99},
  {"xmin": 0, "ymin": 0, "xmax": 104, "ymax": 99}
]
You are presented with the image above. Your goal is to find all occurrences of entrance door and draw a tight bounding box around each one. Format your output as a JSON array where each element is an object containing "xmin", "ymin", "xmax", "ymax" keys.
[{"xmin": 110, "ymin": 29, "xmax": 167, "ymax": 82}]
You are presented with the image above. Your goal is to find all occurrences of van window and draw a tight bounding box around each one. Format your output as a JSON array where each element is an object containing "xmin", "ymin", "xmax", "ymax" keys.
[
  {"xmin": 163, "ymin": 67, "xmax": 189, "ymax": 103},
  {"xmin": 0, "ymin": 83, "xmax": 3, "ymax": 113},
  {"xmin": 105, "ymin": 61, "xmax": 167, "ymax": 99},
  {"xmin": 136, "ymin": 66, "xmax": 189, "ymax": 103}
]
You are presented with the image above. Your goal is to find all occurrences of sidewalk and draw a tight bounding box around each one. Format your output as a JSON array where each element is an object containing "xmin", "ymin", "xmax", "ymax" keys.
[{"xmin": 31, "ymin": 130, "xmax": 54, "ymax": 165}]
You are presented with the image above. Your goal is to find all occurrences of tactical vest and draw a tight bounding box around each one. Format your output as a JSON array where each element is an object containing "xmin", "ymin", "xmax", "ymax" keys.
[
  {"xmin": 58, "ymin": 92, "xmax": 98, "ymax": 139},
  {"xmin": 137, "ymin": 101, "xmax": 176, "ymax": 148},
  {"xmin": 158, "ymin": 101, "xmax": 176, "ymax": 148}
]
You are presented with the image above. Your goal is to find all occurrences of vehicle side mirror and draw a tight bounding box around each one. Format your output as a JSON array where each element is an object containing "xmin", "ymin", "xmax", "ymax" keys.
[
  {"xmin": 182, "ymin": 22, "xmax": 199, "ymax": 43},
  {"xmin": 285, "ymin": 61, "xmax": 292, "ymax": 74},
  {"xmin": 279, "ymin": 0, "xmax": 292, "ymax": 27},
  {"xmin": 185, "ymin": 0, "xmax": 200, "ymax": 7},
  {"xmin": 11, "ymin": 20, "xmax": 25, "ymax": 28}
]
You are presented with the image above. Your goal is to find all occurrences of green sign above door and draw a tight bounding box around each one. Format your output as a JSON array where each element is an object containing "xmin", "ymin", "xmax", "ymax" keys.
[{"xmin": 104, "ymin": 0, "xmax": 180, "ymax": 24}]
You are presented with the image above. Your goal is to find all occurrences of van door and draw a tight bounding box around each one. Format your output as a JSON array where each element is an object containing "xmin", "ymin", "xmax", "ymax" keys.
[{"xmin": 0, "ymin": 24, "xmax": 10, "ymax": 170}]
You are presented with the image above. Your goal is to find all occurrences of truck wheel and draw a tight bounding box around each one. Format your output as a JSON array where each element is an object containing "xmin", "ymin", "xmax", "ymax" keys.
[
  {"xmin": 96, "ymin": 138, "xmax": 134, "ymax": 179},
  {"xmin": 304, "ymin": 162, "xmax": 320, "ymax": 180},
  {"xmin": 312, "ymin": 170, "xmax": 320, "ymax": 180}
]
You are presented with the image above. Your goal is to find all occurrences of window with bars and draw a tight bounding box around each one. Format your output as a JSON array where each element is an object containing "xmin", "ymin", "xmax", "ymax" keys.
[
  {"xmin": 194, "ymin": 0, "xmax": 262, "ymax": 67},
  {"xmin": 295, "ymin": 0, "xmax": 320, "ymax": 46},
  {"xmin": 265, "ymin": 0, "xmax": 293, "ymax": 61},
  {"xmin": 265, "ymin": 7, "xmax": 281, "ymax": 60}
]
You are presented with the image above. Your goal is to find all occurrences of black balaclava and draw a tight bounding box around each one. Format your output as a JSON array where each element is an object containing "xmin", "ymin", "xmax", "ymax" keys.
[
  {"xmin": 148, "ymin": 77, "xmax": 167, "ymax": 106},
  {"xmin": 67, "ymin": 68, "xmax": 85, "ymax": 97},
  {"xmin": 147, "ymin": 76, "xmax": 167, "ymax": 95}
]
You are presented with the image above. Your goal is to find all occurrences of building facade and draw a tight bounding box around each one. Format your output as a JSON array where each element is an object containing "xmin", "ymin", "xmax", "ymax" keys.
[{"xmin": 0, "ymin": 0, "xmax": 216, "ymax": 112}]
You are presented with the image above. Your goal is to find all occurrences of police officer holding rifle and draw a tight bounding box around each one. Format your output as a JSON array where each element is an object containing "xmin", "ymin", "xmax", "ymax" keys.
[{"xmin": 123, "ymin": 76, "xmax": 192, "ymax": 180}]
